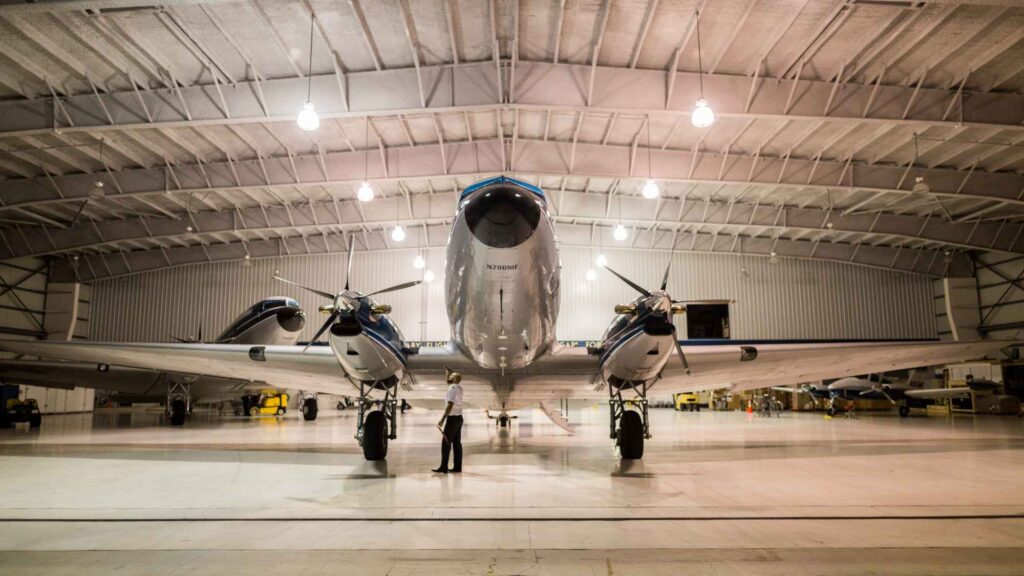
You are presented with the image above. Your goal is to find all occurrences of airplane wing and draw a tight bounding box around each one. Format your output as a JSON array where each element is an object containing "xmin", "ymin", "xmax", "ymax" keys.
[
  {"xmin": 513, "ymin": 339, "xmax": 1013, "ymax": 401},
  {"xmin": 0, "ymin": 340, "xmax": 355, "ymax": 397},
  {"xmin": 652, "ymin": 340, "xmax": 1013, "ymax": 396}
]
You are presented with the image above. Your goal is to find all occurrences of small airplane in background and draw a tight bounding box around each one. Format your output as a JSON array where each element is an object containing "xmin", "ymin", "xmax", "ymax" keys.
[
  {"xmin": 775, "ymin": 371, "xmax": 1001, "ymax": 417},
  {"xmin": 0, "ymin": 297, "xmax": 307, "ymax": 425}
]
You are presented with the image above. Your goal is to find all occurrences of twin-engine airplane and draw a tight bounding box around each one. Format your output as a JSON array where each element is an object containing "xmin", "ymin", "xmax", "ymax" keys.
[{"xmin": 0, "ymin": 176, "xmax": 1014, "ymax": 460}]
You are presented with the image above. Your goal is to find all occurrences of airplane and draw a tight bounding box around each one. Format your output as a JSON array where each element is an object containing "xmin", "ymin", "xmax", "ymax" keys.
[
  {"xmin": 0, "ymin": 176, "xmax": 1015, "ymax": 460},
  {"xmin": 0, "ymin": 297, "xmax": 306, "ymax": 425},
  {"xmin": 775, "ymin": 372, "xmax": 1001, "ymax": 417}
]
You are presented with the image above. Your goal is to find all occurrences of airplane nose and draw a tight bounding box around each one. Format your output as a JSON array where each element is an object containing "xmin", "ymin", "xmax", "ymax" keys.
[
  {"xmin": 465, "ymin": 187, "xmax": 541, "ymax": 248},
  {"xmin": 277, "ymin": 307, "xmax": 305, "ymax": 333}
]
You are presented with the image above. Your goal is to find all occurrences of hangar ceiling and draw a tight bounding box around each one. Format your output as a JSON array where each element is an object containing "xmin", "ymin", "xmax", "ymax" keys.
[{"xmin": 0, "ymin": 0, "xmax": 1022, "ymax": 282}]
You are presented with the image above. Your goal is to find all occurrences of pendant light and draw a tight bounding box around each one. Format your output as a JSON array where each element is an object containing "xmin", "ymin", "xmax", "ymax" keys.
[
  {"xmin": 614, "ymin": 195, "xmax": 628, "ymax": 241},
  {"xmin": 911, "ymin": 133, "xmax": 930, "ymax": 193},
  {"xmin": 357, "ymin": 116, "xmax": 375, "ymax": 202},
  {"xmin": 413, "ymin": 254, "xmax": 426, "ymax": 269},
  {"xmin": 90, "ymin": 139, "xmax": 106, "ymax": 198},
  {"xmin": 641, "ymin": 114, "xmax": 660, "ymax": 199},
  {"xmin": 691, "ymin": 11, "xmax": 715, "ymax": 128},
  {"xmin": 595, "ymin": 253, "xmax": 608, "ymax": 268},
  {"xmin": 296, "ymin": 14, "xmax": 320, "ymax": 132},
  {"xmin": 423, "ymin": 269, "xmax": 435, "ymax": 283},
  {"xmin": 586, "ymin": 268, "xmax": 597, "ymax": 281},
  {"xmin": 390, "ymin": 148, "xmax": 405, "ymax": 241}
]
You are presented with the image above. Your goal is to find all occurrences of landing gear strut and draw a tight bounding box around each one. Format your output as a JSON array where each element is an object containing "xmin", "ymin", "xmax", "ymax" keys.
[
  {"xmin": 608, "ymin": 379, "xmax": 650, "ymax": 459},
  {"xmin": 355, "ymin": 380, "xmax": 399, "ymax": 461},
  {"xmin": 166, "ymin": 378, "xmax": 192, "ymax": 426}
]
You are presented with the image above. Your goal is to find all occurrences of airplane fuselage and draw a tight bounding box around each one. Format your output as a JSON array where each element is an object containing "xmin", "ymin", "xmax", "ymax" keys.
[{"xmin": 446, "ymin": 177, "xmax": 560, "ymax": 371}]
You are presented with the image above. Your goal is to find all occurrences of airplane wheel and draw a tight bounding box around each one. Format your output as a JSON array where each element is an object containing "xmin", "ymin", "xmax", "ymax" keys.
[
  {"xmin": 618, "ymin": 411, "xmax": 645, "ymax": 459},
  {"xmin": 498, "ymin": 415, "xmax": 509, "ymax": 427},
  {"xmin": 170, "ymin": 400, "xmax": 186, "ymax": 426},
  {"xmin": 898, "ymin": 405, "xmax": 910, "ymax": 418},
  {"xmin": 28, "ymin": 414, "xmax": 41, "ymax": 429},
  {"xmin": 303, "ymin": 398, "xmax": 319, "ymax": 421},
  {"xmin": 362, "ymin": 411, "xmax": 388, "ymax": 460}
]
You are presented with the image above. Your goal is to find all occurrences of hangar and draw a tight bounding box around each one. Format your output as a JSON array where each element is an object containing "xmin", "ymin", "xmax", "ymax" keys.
[{"xmin": 0, "ymin": 0, "xmax": 1022, "ymax": 573}]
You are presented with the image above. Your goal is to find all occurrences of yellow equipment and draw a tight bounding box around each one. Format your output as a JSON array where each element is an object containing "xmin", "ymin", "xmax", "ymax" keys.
[
  {"xmin": 674, "ymin": 393, "xmax": 701, "ymax": 412},
  {"xmin": 242, "ymin": 391, "xmax": 289, "ymax": 417}
]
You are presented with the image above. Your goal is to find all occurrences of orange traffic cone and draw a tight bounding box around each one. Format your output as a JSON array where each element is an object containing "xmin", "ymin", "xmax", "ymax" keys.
[{"xmin": 746, "ymin": 401, "xmax": 753, "ymax": 414}]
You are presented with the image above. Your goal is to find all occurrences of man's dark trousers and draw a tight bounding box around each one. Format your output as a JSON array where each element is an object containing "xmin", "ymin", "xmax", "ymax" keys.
[{"xmin": 440, "ymin": 415, "xmax": 463, "ymax": 471}]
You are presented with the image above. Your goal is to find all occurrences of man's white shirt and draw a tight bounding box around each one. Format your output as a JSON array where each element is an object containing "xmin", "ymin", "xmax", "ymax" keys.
[{"xmin": 445, "ymin": 383, "xmax": 464, "ymax": 416}]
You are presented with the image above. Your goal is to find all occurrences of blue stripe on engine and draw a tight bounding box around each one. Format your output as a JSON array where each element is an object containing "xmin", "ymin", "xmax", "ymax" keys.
[{"xmin": 459, "ymin": 176, "xmax": 545, "ymax": 200}]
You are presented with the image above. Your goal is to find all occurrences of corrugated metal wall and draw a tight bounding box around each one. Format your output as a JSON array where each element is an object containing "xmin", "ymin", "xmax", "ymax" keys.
[{"xmin": 92, "ymin": 247, "xmax": 936, "ymax": 342}]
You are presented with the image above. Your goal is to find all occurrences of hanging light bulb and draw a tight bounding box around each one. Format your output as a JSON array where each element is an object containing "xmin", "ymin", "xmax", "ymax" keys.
[
  {"xmin": 691, "ymin": 99, "xmax": 715, "ymax": 128},
  {"xmin": 413, "ymin": 254, "xmax": 426, "ymax": 269},
  {"xmin": 595, "ymin": 253, "xmax": 608, "ymax": 268},
  {"xmin": 296, "ymin": 102, "xmax": 320, "ymax": 131},
  {"xmin": 585, "ymin": 268, "xmax": 597, "ymax": 281},
  {"xmin": 423, "ymin": 269, "xmax": 435, "ymax": 283},
  {"xmin": 89, "ymin": 179, "xmax": 105, "ymax": 198},
  {"xmin": 769, "ymin": 251, "xmax": 779, "ymax": 265},
  {"xmin": 357, "ymin": 181, "xmax": 375, "ymax": 202},
  {"xmin": 912, "ymin": 176, "xmax": 930, "ymax": 193},
  {"xmin": 613, "ymin": 224, "xmax": 628, "ymax": 241},
  {"xmin": 391, "ymin": 224, "xmax": 406, "ymax": 242},
  {"xmin": 641, "ymin": 178, "xmax": 660, "ymax": 199},
  {"xmin": 242, "ymin": 254, "xmax": 252, "ymax": 267}
]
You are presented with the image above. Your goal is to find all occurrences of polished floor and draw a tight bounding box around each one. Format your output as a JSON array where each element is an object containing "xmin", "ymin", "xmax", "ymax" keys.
[{"xmin": 1, "ymin": 404, "xmax": 1023, "ymax": 574}]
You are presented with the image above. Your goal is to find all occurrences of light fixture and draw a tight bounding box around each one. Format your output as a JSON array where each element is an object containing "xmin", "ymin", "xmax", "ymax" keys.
[
  {"xmin": 357, "ymin": 181, "xmax": 375, "ymax": 202},
  {"xmin": 769, "ymin": 250, "xmax": 779, "ymax": 265},
  {"xmin": 613, "ymin": 224, "xmax": 628, "ymax": 241},
  {"xmin": 595, "ymin": 253, "xmax": 608, "ymax": 268},
  {"xmin": 641, "ymin": 115, "xmax": 660, "ymax": 199},
  {"xmin": 413, "ymin": 254, "xmax": 426, "ymax": 269},
  {"xmin": 296, "ymin": 13, "xmax": 319, "ymax": 132},
  {"xmin": 943, "ymin": 250, "xmax": 952, "ymax": 264},
  {"xmin": 423, "ymin": 269, "xmax": 435, "ymax": 282},
  {"xmin": 242, "ymin": 254, "xmax": 252, "ymax": 267},
  {"xmin": 357, "ymin": 116, "xmax": 374, "ymax": 202},
  {"xmin": 691, "ymin": 99, "xmax": 715, "ymax": 128},
  {"xmin": 391, "ymin": 224, "xmax": 406, "ymax": 242},
  {"xmin": 740, "ymin": 266, "xmax": 749, "ymax": 277},
  {"xmin": 690, "ymin": 11, "xmax": 715, "ymax": 128},
  {"xmin": 90, "ymin": 138, "xmax": 106, "ymax": 197},
  {"xmin": 911, "ymin": 134, "xmax": 929, "ymax": 192},
  {"xmin": 297, "ymin": 102, "xmax": 319, "ymax": 132},
  {"xmin": 586, "ymin": 268, "xmax": 597, "ymax": 281}
]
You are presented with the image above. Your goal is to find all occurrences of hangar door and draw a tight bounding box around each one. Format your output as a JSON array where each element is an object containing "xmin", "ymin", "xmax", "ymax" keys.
[{"xmin": 686, "ymin": 304, "xmax": 730, "ymax": 339}]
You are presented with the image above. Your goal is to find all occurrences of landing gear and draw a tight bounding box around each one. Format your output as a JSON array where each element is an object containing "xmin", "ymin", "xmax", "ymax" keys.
[
  {"xmin": 898, "ymin": 405, "xmax": 910, "ymax": 418},
  {"xmin": 166, "ymin": 378, "xmax": 192, "ymax": 426},
  {"xmin": 608, "ymin": 379, "xmax": 650, "ymax": 460},
  {"xmin": 302, "ymin": 396, "xmax": 319, "ymax": 421},
  {"xmin": 355, "ymin": 379, "xmax": 399, "ymax": 461},
  {"xmin": 498, "ymin": 414, "xmax": 510, "ymax": 427}
]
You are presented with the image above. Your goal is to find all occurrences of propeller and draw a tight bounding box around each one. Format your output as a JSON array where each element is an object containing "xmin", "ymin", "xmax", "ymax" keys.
[
  {"xmin": 170, "ymin": 320, "xmax": 203, "ymax": 344},
  {"xmin": 602, "ymin": 262, "xmax": 695, "ymax": 374},
  {"xmin": 273, "ymin": 237, "xmax": 421, "ymax": 352}
]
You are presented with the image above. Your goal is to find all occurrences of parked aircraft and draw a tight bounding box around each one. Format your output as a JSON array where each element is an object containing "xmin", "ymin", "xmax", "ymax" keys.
[
  {"xmin": 0, "ymin": 176, "xmax": 1014, "ymax": 460},
  {"xmin": 776, "ymin": 372, "xmax": 999, "ymax": 417},
  {"xmin": 0, "ymin": 297, "xmax": 305, "ymax": 425}
]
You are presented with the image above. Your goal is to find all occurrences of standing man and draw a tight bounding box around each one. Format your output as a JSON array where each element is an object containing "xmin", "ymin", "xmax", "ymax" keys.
[{"xmin": 433, "ymin": 368, "xmax": 464, "ymax": 474}]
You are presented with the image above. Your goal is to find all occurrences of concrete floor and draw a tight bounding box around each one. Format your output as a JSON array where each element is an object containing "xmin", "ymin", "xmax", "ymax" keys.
[{"xmin": 1, "ymin": 405, "xmax": 1023, "ymax": 574}]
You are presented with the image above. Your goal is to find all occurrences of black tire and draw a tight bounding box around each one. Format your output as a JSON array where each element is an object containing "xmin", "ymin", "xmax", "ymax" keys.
[
  {"xmin": 170, "ymin": 399, "xmax": 186, "ymax": 426},
  {"xmin": 303, "ymin": 398, "xmax": 318, "ymax": 421},
  {"xmin": 362, "ymin": 410, "xmax": 388, "ymax": 461},
  {"xmin": 29, "ymin": 413, "xmax": 41, "ymax": 429},
  {"xmin": 898, "ymin": 405, "xmax": 910, "ymax": 418},
  {"xmin": 618, "ymin": 410, "xmax": 645, "ymax": 459}
]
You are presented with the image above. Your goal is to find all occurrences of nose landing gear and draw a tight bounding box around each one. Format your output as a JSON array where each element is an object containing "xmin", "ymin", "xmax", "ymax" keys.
[
  {"xmin": 300, "ymin": 393, "xmax": 318, "ymax": 421},
  {"xmin": 355, "ymin": 380, "xmax": 399, "ymax": 461},
  {"xmin": 608, "ymin": 379, "xmax": 650, "ymax": 460}
]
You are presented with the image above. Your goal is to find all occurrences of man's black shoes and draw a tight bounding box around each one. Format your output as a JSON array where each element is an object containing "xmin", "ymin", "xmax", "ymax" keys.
[{"xmin": 432, "ymin": 467, "xmax": 448, "ymax": 474}]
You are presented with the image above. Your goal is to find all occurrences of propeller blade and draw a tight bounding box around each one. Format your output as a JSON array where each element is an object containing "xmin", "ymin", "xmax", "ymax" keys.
[
  {"xmin": 364, "ymin": 280, "xmax": 423, "ymax": 297},
  {"xmin": 602, "ymin": 265, "xmax": 651, "ymax": 297},
  {"xmin": 344, "ymin": 235, "xmax": 355, "ymax": 291},
  {"xmin": 302, "ymin": 310, "xmax": 339, "ymax": 354},
  {"xmin": 671, "ymin": 326, "xmax": 691, "ymax": 375},
  {"xmin": 273, "ymin": 272, "xmax": 335, "ymax": 300},
  {"xmin": 671, "ymin": 299, "xmax": 734, "ymax": 306},
  {"xmin": 660, "ymin": 260, "xmax": 671, "ymax": 291}
]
